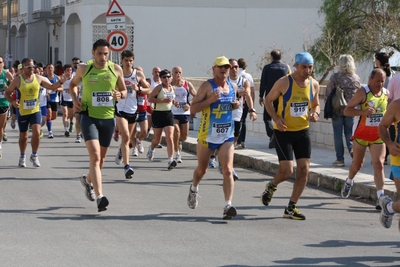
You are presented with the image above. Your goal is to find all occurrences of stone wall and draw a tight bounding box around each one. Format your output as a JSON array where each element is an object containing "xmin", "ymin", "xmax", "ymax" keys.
[{"xmin": 187, "ymin": 78, "xmax": 334, "ymax": 150}]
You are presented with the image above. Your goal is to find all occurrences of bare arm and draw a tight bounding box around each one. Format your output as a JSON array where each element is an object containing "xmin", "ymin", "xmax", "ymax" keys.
[
  {"xmin": 379, "ymin": 100, "xmax": 400, "ymax": 156},
  {"xmin": 190, "ymin": 81, "xmax": 220, "ymax": 115},
  {"xmin": 309, "ymin": 79, "xmax": 320, "ymax": 122},
  {"xmin": 4, "ymin": 76, "xmax": 20, "ymax": 107},
  {"xmin": 343, "ymin": 87, "xmax": 372, "ymax": 117},
  {"xmin": 114, "ymin": 64, "xmax": 127, "ymax": 100},
  {"xmin": 243, "ymin": 80, "xmax": 257, "ymax": 121},
  {"xmin": 264, "ymin": 76, "xmax": 289, "ymax": 131},
  {"xmin": 136, "ymin": 71, "xmax": 151, "ymax": 94},
  {"xmin": 37, "ymin": 75, "xmax": 63, "ymax": 91}
]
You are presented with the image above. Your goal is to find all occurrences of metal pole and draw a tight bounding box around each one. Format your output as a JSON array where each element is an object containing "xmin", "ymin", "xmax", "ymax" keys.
[{"xmin": 7, "ymin": 0, "xmax": 11, "ymax": 69}]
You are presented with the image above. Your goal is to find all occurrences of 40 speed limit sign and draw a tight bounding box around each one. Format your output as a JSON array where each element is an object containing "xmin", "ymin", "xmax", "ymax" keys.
[{"xmin": 106, "ymin": 30, "xmax": 128, "ymax": 52}]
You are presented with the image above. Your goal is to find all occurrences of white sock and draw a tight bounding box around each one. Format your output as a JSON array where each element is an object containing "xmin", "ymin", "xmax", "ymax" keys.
[
  {"xmin": 377, "ymin": 190, "xmax": 384, "ymax": 199},
  {"xmin": 190, "ymin": 185, "xmax": 198, "ymax": 192},
  {"xmin": 97, "ymin": 194, "xmax": 103, "ymax": 200},
  {"xmin": 175, "ymin": 151, "xmax": 180, "ymax": 157},
  {"xmin": 387, "ymin": 202, "xmax": 395, "ymax": 214},
  {"xmin": 168, "ymin": 157, "xmax": 173, "ymax": 163},
  {"xmin": 225, "ymin": 200, "xmax": 232, "ymax": 207},
  {"xmin": 346, "ymin": 178, "xmax": 353, "ymax": 185}
]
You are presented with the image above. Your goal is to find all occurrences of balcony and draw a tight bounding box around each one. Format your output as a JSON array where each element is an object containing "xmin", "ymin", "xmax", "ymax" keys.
[
  {"xmin": 32, "ymin": 0, "xmax": 63, "ymax": 19},
  {"xmin": 51, "ymin": 5, "xmax": 64, "ymax": 16}
]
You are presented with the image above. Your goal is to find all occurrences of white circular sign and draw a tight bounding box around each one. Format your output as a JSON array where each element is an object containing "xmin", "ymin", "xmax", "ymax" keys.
[{"xmin": 106, "ymin": 30, "xmax": 128, "ymax": 53}]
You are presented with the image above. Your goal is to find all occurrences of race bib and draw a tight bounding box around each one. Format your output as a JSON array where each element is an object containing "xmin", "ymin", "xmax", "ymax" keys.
[
  {"xmin": 138, "ymin": 96, "xmax": 145, "ymax": 105},
  {"xmin": 92, "ymin": 92, "xmax": 113, "ymax": 107},
  {"xmin": 290, "ymin": 102, "xmax": 308, "ymax": 117},
  {"xmin": 366, "ymin": 114, "xmax": 383, "ymax": 127},
  {"xmin": 211, "ymin": 122, "xmax": 231, "ymax": 138},
  {"xmin": 0, "ymin": 80, "xmax": 4, "ymax": 85},
  {"xmin": 24, "ymin": 99, "xmax": 37, "ymax": 109}
]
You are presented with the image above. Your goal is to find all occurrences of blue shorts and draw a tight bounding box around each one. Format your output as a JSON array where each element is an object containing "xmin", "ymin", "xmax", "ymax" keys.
[
  {"xmin": 390, "ymin": 166, "xmax": 400, "ymax": 180},
  {"xmin": 200, "ymin": 137, "xmax": 234, "ymax": 151},
  {"xmin": 136, "ymin": 111, "xmax": 147, "ymax": 123},
  {"xmin": 173, "ymin": 114, "xmax": 190, "ymax": 124},
  {"xmin": 40, "ymin": 106, "xmax": 47, "ymax": 117},
  {"xmin": 18, "ymin": 111, "xmax": 42, "ymax": 132}
]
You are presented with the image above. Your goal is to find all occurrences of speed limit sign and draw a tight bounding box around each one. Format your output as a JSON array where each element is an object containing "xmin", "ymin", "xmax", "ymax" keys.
[{"xmin": 106, "ymin": 30, "xmax": 128, "ymax": 52}]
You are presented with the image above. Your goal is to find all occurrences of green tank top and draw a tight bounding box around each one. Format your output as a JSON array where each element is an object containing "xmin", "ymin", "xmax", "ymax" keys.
[
  {"xmin": 0, "ymin": 70, "xmax": 10, "ymax": 107},
  {"xmin": 81, "ymin": 61, "xmax": 118, "ymax": 119}
]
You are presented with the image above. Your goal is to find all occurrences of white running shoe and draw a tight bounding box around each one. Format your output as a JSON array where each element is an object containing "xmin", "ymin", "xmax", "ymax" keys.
[
  {"xmin": 48, "ymin": 131, "xmax": 54, "ymax": 139},
  {"xmin": 136, "ymin": 139, "xmax": 144, "ymax": 153},
  {"xmin": 75, "ymin": 135, "xmax": 82, "ymax": 143},
  {"xmin": 18, "ymin": 156, "xmax": 26, "ymax": 167},
  {"xmin": 30, "ymin": 154, "xmax": 41, "ymax": 167},
  {"xmin": 147, "ymin": 147, "xmax": 154, "ymax": 161},
  {"xmin": 132, "ymin": 147, "xmax": 139, "ymax": 157},
  {"xmin": 174, "ymin": 154, "xmax": 182, "ymax": 163},
  {"xmin": 115, "ymin": 148, "xmax": 123, "ymax": 165}
]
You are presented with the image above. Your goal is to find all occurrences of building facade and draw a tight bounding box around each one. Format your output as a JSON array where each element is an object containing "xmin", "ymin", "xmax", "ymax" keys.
[{"xmin": 0, "ymin": 0, "xmax": 323, "ymax": 77}]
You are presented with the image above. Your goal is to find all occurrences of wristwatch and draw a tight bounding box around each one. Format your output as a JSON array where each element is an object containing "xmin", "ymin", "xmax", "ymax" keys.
[{"xmin": 249, "ymin": 108, "xmax": 256, "ymax": 113}]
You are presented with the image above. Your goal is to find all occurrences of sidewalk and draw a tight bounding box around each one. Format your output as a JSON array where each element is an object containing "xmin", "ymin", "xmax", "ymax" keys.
[{"xmin": 175, "ymin": 129, "xmax": 397, "ymax": 202}]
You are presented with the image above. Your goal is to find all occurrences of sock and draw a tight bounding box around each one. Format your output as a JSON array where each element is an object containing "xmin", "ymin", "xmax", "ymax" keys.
[
  {"xmin": 387, "ymin": 202, "xmax": 395, "ymax": 214},
  {"xmin": 190, "ymin": 185, "xmax": 198, "ymax": 192},
  {"xmin": 288, "ymin": 201, "xmax": 296, "ymax": 207},
  {"xmin": 377, "ymin": 190, "xmax": 384, "ymax": 199},
  {"xmin": 168, "ymin": 157, "xmax": 173, "ymax": 162},
  {"xmin": 97, "ymin": 194, "xmax": 103, "ymax": 200},
  {"xmin": 65, "ymin": 127, "xmax": 68, "ymax": 131},
  {"xmin": 210, "ymin": 155, "xmax": 215, "ymax": 159},
  {"xmin": 225, "ymin": 200, "xmax": 232, "ymax": 207},
  {"xmin": 268, "ymin": 181, "xmax": 276, "ymax": 188},
  {"xmin": 20, "ymin": 153, "xmax": 25, "ymax": 158},
  {"xmin": 124, "ymin": 165, "xmax": 130, "ymax": 170},
  {"xmin": 346, "ymin": 178, "xmax": 353, "ymax": 185},
  {"xmin": 47, "ymin": 120, "xmax": 52, "ymax": 131},
  {"xmin": 175, "ymin": 151, "xmax": 180, "ymax": 157},
  {"xmin": 32, "ymin": 152, "xmax": 37, "ymax": 156},
  {"xmin": 65, "ymin": 121, "xmax": 69, "ymax": 130}
]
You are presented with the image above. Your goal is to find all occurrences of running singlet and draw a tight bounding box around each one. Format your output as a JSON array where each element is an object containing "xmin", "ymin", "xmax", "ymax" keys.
[
  {"xmin": 171, "ymin": 80, "xmax": 190, "ymax": 115},
  {"xmin": 0, "ymin": 70, "xmax": 9, "ymax": 107},
  {"xmin": 391, "ymin": 121, "xmax": 400, "ymax": 167},
  {"xmin": 46, "ymin": 75, "xmax": 59, "ymax": 102},
  {"xmin": 198, "ymin": 79, "xmax": 235, "ymax": 144},
  {"xmin": 228, "ymin": 76, "xmax": 245, "ymax": 122},
  {"xmin": 61, "ymin": 77, "xmax": 73, "ymax": 102},
  {"xmin": 39, "ymin": 77, "xmax": 50, "ymax": 107},
  {"xmin": 19, "ymin": 74, "xmax": 40, "ymax": 116},
  {"xmin": 274, "ymin": 75, "xmax": 313, "ymax": 131},
  {"xmin": 81, "ymin": 61, "xmax": 118, "ymax": 119},
  {"xmin": 116, "ymin": 69, "xmax": 138, "ymax": 114},
  {"xmin": 154, "ymin": 86, "xmax": 175, "ymax": 111},
  {"xmin": 353, "ymin": 85, "xmax": 388, "ymax": 141}
]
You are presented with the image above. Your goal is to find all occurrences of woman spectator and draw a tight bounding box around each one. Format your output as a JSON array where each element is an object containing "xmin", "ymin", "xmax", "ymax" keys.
[
  {"xmin": 147, "ymin": 69, "xmax": 177, "ymax": 170},
  {"xmin": 325, "ymin": 54, "xmax": 360, "ymax": 167},
  {"xmin": 375, "ymin": 52, "xmax": 395, "ymax": 89}
]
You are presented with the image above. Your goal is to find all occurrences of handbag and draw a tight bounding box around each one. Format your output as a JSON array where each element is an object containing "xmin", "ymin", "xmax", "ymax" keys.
[
  {"xmin": 331, "ymin": 74, "xmax": 347, "ymax": 112},
  {"xmin": 323, "ymin": 87, "xmax": 335, "ymax": 119}
]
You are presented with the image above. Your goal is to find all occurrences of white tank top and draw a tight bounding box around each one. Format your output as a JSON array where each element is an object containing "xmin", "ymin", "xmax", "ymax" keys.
[
  {"xmin": 228, "ymin": 76, "xmax": 245, "ymax": 121},
  {"xmin": 171, "ymin": 80, "xmax": 190, "ymax": 115},
  {"xmin": 62, "ymin": 77, "xmax": 73, "ymax": 102},
  {"xmin": 116, "ymin": 69, "xmax": 138, "ymax": 114},
  {"xmin": 151, "ymin": 78, "xmax": 161, "ymax": 90}
]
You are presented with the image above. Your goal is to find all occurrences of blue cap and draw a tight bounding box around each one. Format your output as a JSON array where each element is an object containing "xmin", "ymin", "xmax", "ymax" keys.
[{"xmin": 294, "ymin": 52, "xmax": 314, "ymax": 65}]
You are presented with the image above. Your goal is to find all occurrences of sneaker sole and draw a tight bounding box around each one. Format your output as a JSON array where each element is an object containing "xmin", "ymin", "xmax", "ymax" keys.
[
  {"xmin": 125, "ymin": 169, "xmax": 134, "ymax": 179},
  {"xmin": 283, "ymin": 214, "xmax": 306, "ymax": 220},
  {"xmin": 168, "ymin": 161, "xmax": 177, "ymax": 170},
  {"xmin": 223, "ymin": 206, "xmax": 237, "ymax": 220},
  {"xmin": 97, "ymin": 197, "xmax": 109, "ymax": 212},
  {"xmin": 30, "ymin": 158, "xmax": 41, "ymax": 167}
]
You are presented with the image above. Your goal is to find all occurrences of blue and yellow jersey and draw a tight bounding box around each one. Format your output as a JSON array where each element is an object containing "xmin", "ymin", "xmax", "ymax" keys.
[
  {"xmin": 198, "ymin": 79, "xmax": 235, "ymax": 144},
  {"xmin": 274, "ymin": 75, "xmax": 313, "ymax": 131},
  {"xmin": 390, "ymin": 121, "xmax": 400, "ymax": 167},
  {"xmin": 19, "ymin": 74, "xmax": 40, "ymax": 116}
]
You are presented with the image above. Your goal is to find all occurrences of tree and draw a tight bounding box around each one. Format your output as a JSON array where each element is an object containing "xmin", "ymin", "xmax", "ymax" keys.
[{"xmin": 311, "ymin": 0, "xmax": 400, "ymax": 82}]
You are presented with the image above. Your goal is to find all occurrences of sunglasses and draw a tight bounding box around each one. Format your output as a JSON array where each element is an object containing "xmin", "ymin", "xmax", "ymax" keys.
[
  {"xmin": 25, "ymin": 65, "xmax": 37, "ymax": 69},
  {"xmin": 0, "ymin": 62, "xmax": 3, "ymax": 63},
  {"xmin": 217, "ymin": 65, "xmax": 230, "ymax": 69},
  {"xmin": 161, "ymin": 76, "xmax": 171, "ymax": 79},
  {"xmin": 231, "ymin": 66, "xmax": 239, "ymax": 69}
]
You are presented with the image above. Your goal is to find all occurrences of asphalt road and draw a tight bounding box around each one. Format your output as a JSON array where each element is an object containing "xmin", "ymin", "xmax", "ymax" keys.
[{"xmin": 0, "ymin": 122, "xmax": 399, "ymax": 267}]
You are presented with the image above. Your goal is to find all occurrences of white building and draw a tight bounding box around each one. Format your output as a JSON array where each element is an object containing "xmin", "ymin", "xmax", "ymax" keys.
[{"xmin": 0, "ymin": 0, "xmax": 323, "ymax": 78}]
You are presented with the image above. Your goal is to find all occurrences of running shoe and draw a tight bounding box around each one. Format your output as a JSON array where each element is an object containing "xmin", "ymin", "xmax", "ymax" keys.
[
  {"xmin": 3, "ymin": 132, "xmax": 7, "ymax": 141},
  {"xmin": 168, "ymin": 159, "xmax": 177, "ymax": 170},
  {"xmin": 332, "ymin": 160, "xmax": 345, "ymax": 167},
  {"xmin": 114, "ymin": 130, "xmax": 119, "ymax": 142},
  {"xmin": 379, "ymin": 195, "xmax": 394, "ymax": 228},
  {"xmin": 283, "ymin": 204, "xmax": 306, "ymax": 220},
  {"xmin": 208, "ymin": 157, "xmax": 216, "ymax": 168},
  {"xmin": 30, "ymin": 154, "xmax": 41, "ymax": 167},
  {"xmin": 223, "ymin": 205, "xmax": 237, "ymax": 220},
  {"xmin": 69, "ymin": 123, "xmax": 74, "ymax": 133},
  {"xmin": 75, "ymin": 135, "xmax": 82, "ymax": 143},
  {"xmin": 155, "ymin": 143, "xmax": 162, "ymax": 149},
  {"xmin": 132, "ymin": 147, "xmax": 138, "ymax": 157},
  {"xmin": 147, "ymin": 147, "xmax": 154, "ymax": 161},
  {"xmin": 39, "ymin": 130, "xmax": 43, "ymax": 139},
  {"xmin": 10, "ymin": 119, "xmax": 16, "ymax": 129},
  {"xmin": 125, "ymin": 166, "xmax": 134, "ymax": 179},
  {"xmin": 260, "ymin": 181, "xmax": 277, "ymax": 206},
  {"xmin": 136, "ymin": 139, "xmax": 144, "ymax": 153},
  {"xmin": 376, "ymin": 200, "xmax": 382, "ymax": 211},
  {"xmin": 80, "ymin": 174, "xmax": 95, "ymax": 201},
  {"xmin": 174, "ymin": 154, "xmax": 182, "ymax": 163},
  {"xmin": 341, "ymin": 179, "xmax": 353, "ymax": 198},
  {"xmin": 64, "ymin": 130, "xmax": 70, "ymax": 137},
  {"xmin": 115, "ymin": 148, "xmax": 123, "ymax": 165},
  {"xmin": 97, "ymin": 195, "xmax": 109, "ymax": 212},
  {"xmin": 187, "ymin": 187, "xmax": 198, "ymax": 209},
  {"xmin": 232, "ymin": 169, "xmax": 239, "ymax": 181},
  {"xmin": 48, "ymin": 131, "xmax": 54, "ymax": 139},
  {"xmin": 18, "ymin": 156, "xmax": 26, "ymax": 167}
]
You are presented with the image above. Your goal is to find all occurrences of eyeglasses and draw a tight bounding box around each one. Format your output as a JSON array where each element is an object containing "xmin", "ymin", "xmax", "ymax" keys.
[
  {"xmin": 25, "ymin": 65, "xmax": 37, "ymax": 69},
  {"xmin": 231, "ymin": 66, "xmax": 239, "ymax": 69},
  {"xmin": 161, "ymin": 76, "xmax": 171, "ymax": 79},
  {"xmin": 216, "ymin": 65, "xmax": 230, "ymax": 69}
]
